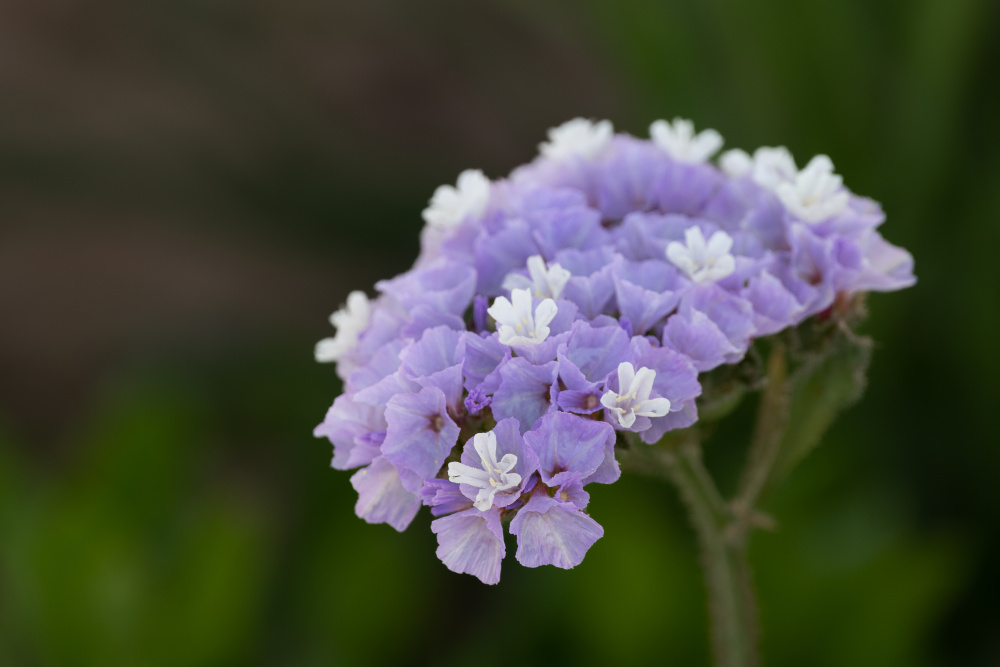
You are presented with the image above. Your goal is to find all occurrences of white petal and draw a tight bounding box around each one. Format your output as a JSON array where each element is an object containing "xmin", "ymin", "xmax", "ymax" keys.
[
  {"xmin": 666, "ymin": 241, "xmax": 692, "ymax": 271},
  {"xmin": 720, "ymin": 149, "xmax": 753, "ymax": 177},
  {"xmin": 684, "ymin": 226, "xmax": 707, "ymax": 254},
  {"xmin": 501, "ymin": 273, "xmax": 533, "ymax": 293},
  {"xmin": 533, "ymin": 298, "xmax": 558, "ymax": 330},
  {"xmin": 706, "ymin": 231, "xmax": 734, "ymax": 257},
  {"xmin": 616, "ymin": 362, "xmax": 636, "ymax": 393},
  {"xmin": 497, "ymin": 453, "xmax": 518, "ymax": 474},
  {"xmin": 635, "ymin": 397, "xmax": 671, "ymax": 418},
  {"xmin": 487, "ymin": 296, "xmax": 515, "ymax": 327},
  {"xmin": 706, "ymin": 254, "xmax": 736, "ymax": 282},
  {"xmin": 315, "ymin": 336, "xmax": 348, "ymax": 362},
  {"xmin": 448, "ymin": 462, "xmax": 491, "ymax": 488},
  {"xmin": 511, "ymin": 288, "xmax": 534, "ymax": 321},
  {"xmin": 547, "ymin": 263, "xmax": 571, "ymax": 299},
  {"xmin": 600, "ymin": 390, "xmax": 620, "ymax": 411},
  {"xmin": 631, "ymin": 367, "xmax": 657, "ymax": 402}
]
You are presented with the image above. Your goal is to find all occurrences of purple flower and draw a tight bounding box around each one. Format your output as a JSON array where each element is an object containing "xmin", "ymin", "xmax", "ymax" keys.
[
  {"xmin": 400, "ymin": 325, "xmax": 465, "ymax": 411},
  {"xmin": 524, "ymin": 412, "xmax": 618, "ymax": 487},
  {"xmin": 420, "ymin": 478, "xmax": 473, "ymax": 517},
  {"xmin": 509, "ymin": 492, "xmax": 604, "ymax": 569},
  {"xmin": 431, "ymin": 507, "xmax": 505, "ymax": 584},
  {"xmin": 381, "ymin": 387, "xmax": 460, "ymax": 493},
  {"xmin": 350, "ymin": 457, "xmax": 422, "ymax": 532},
  {"xmin": 491, "ymin": 358, "xmax": 559, "ymax": 433},
  {"xmin": 314, "ymin": 116, "xmax": 915, "ymax": 583},
  {"xmin": 314, "ymin": 394, "xmax": 385, "ymax": 471}
]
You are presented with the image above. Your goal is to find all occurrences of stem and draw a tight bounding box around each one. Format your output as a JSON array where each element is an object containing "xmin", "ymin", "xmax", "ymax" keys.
[
  {"xmin": 733, "ymin": 343, "xmax": 790, "ymax": 532},
  {"xmin": 662, "ymin": 439, "xmax": 758, "ymax": 667}
]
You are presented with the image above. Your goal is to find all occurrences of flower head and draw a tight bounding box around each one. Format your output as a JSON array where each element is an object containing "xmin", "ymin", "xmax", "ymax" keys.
[{"xmin": 314, "ymin": 115, "xmax": 915, "ymax": 584}]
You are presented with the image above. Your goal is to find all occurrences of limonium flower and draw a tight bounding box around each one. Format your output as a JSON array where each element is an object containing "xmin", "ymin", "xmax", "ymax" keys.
[{"xmin": 314, "ymin": 116, "xmax": 915, "ymax": 584}]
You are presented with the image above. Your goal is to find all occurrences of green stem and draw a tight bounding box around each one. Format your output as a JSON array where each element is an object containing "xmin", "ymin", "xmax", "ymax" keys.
[
  {"xmin": 733, "ymin": 343, "xmax": 790, "ymax": 533},
  {"xmin": 661, "ymin": 439, "xmax": 758, "ymax": 667}
]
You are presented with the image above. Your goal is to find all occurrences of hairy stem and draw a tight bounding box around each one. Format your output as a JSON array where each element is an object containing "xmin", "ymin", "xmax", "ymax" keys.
[
  {"xmin": 662, "ymin": 439, "xmax": 758, "ymax": 667},
  {"xmin": 732, "ymin": 343, "xmax": 790, "ymax": 534}
]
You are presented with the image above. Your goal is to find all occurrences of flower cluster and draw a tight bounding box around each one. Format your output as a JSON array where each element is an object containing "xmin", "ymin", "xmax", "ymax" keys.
[{"xmin": 314, "ymin": 118, "xmax": 915, "ymax": 584}]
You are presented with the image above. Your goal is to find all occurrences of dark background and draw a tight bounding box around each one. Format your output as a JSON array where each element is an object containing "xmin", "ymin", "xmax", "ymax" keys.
[{"xmin": 1, "ymin": 1, "xmax": 998, "ymax": 665}]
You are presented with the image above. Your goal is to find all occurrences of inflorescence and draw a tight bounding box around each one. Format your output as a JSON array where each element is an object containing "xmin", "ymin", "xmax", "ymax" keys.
[{"xmin": 314, "ymin": 118, "xmax": 915, "ymax": 584}]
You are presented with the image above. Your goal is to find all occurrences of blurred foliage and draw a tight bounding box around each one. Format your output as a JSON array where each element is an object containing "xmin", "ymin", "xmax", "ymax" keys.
[{"xmin": 1, "ymin": 0, "xmax": 998, "ymax": 665}]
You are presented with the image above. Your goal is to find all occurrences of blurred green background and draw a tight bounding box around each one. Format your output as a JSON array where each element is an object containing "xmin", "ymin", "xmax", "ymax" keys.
[{"xmin": 1, "ymin": 0, "xmax": 998, "ymax": 665}]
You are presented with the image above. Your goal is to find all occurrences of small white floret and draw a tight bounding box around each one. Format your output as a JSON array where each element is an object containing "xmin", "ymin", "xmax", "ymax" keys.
[
  {"xmin": 666, "ymin": 226, "xmax": 736, "ymax": 284},
  {"xmin": 501, "ymin": 255, "xmax": 571, "ymax": 300},
  {"xmin": 650, "ymin": 118, "xmax": 723, "ymax": 163},
  {"xmin": 719, "ymin": 148, "xmax": 753, "ymax": 177},
  {"xmin": 775, "ymin": 155, "xmax": 849, "ymax": 223},
  {"xmin": 315, "ymin": 290, "xmax": 370, "ymax": 362},
  {"xmin": 487, "ymin": 288, "xmax": 558, "ymax": 347},
  {"xmin": 600, "ymin": 362, "xmax": 671, "ymax": 429},
  {"xmin": 448, "ymin": 431, "xmax": 521, "ymax": 511},
  {"xmin": 421, "ymin": 169, "xmax": 491, "ymax": 231},
  {"xmin": 751, "ymin": 146, "xmax": 799, "ymax": 189},
  {"xmin": 539, "ymin": 118, "xmax": 614, "ymax": 161}
]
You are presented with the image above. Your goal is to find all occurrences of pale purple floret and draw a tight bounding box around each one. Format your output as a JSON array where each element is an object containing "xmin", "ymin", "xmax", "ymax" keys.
[
  {"xmin": 314, "ymin": 394, "xmax": 386, "ymax": 471},
  {"xmin": 491, "ymin": 358, "xmax": 559, "ymax": 433},
  {"xmin": 555, "ymin": 354, "xmax": 604, "ymax": 414},
  {"xmin": 400, "ymin": 326, "xmax": 465, "ymax": 411},
  {"xmin": 350, "ymin": 456, "xmax": 422, "ymax": 532},
  {"xmin": 559, "ymin": 320, "xmax": 631, "ymax": 384},
  {"xmin": 628, "ymin": 336, "xmax": 702, "ymax": 442},
  {"xmin": 431, "ymin": 507, "xmax": 505, "ymax": 584},
  {"xmin": 381, "ymin": 386, "xmax": 459, "ymax": 493},
  {"xmin": 508, "ymin": 492, "xmax": 604, "ymax": 569},
  {"xmin": 315, "ymin": 118, "xmax": 915, "ymax": 584},
  {"xmin": 460, "ymin": 332, "xmax": 508, "ymax": 394},
  {"xmin": 524, "ymin": 412, "xmax": 619, "ymax": 487},
  {"xmin": 420, "ymin": 478, "xmax": 473, "ymax": 517},
  {"xmin": 614, "ymin": 260, "xmax": 683, "ymax": 334}
]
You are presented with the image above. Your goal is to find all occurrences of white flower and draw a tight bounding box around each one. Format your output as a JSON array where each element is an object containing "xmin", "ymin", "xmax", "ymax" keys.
[
  {"xmin": 448, "ymin": 431, "xmax": 521, "ymax": 511},
  {"xmin": 600, "ymin": 362, "xmax": 671, "ymax": 428},
  {"xmin": 666, "ymin": 226, "xmax": 736, "ymax": 284},
  {"xmin": 315, "ymin": 290, "xmax": 371, "ymax": 362},
  {"xmin": 649, "ymin": 118, "xmax": 723, "ymax": 163},
  {"xmin": 488, "ymin": 288, "xmax": 558, "ymax": 347},
  {"xmin": 421, "ymin": 169, "xmax": 491, "ymax": 231},
  {"xmin": 501, "ymin": 255, "xmax": 571, "ymax": 300},
  {"xmin": 751, "ymin": 146, "xmax": 799, "ymax": 189},
  {"xmin": 487, "ymin": 288, "xmax": 558, "ymax": 347},
  {"xmin": 719, "ymin": 148, "xmax": 753, "ymax": 177},
  {"xmin": 539, "ymin": 118, "xmax": 613, "ymax": 161},
  {"xmin": 775, "ymin": 155, "xmax": 849, "ymax": 223}
]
